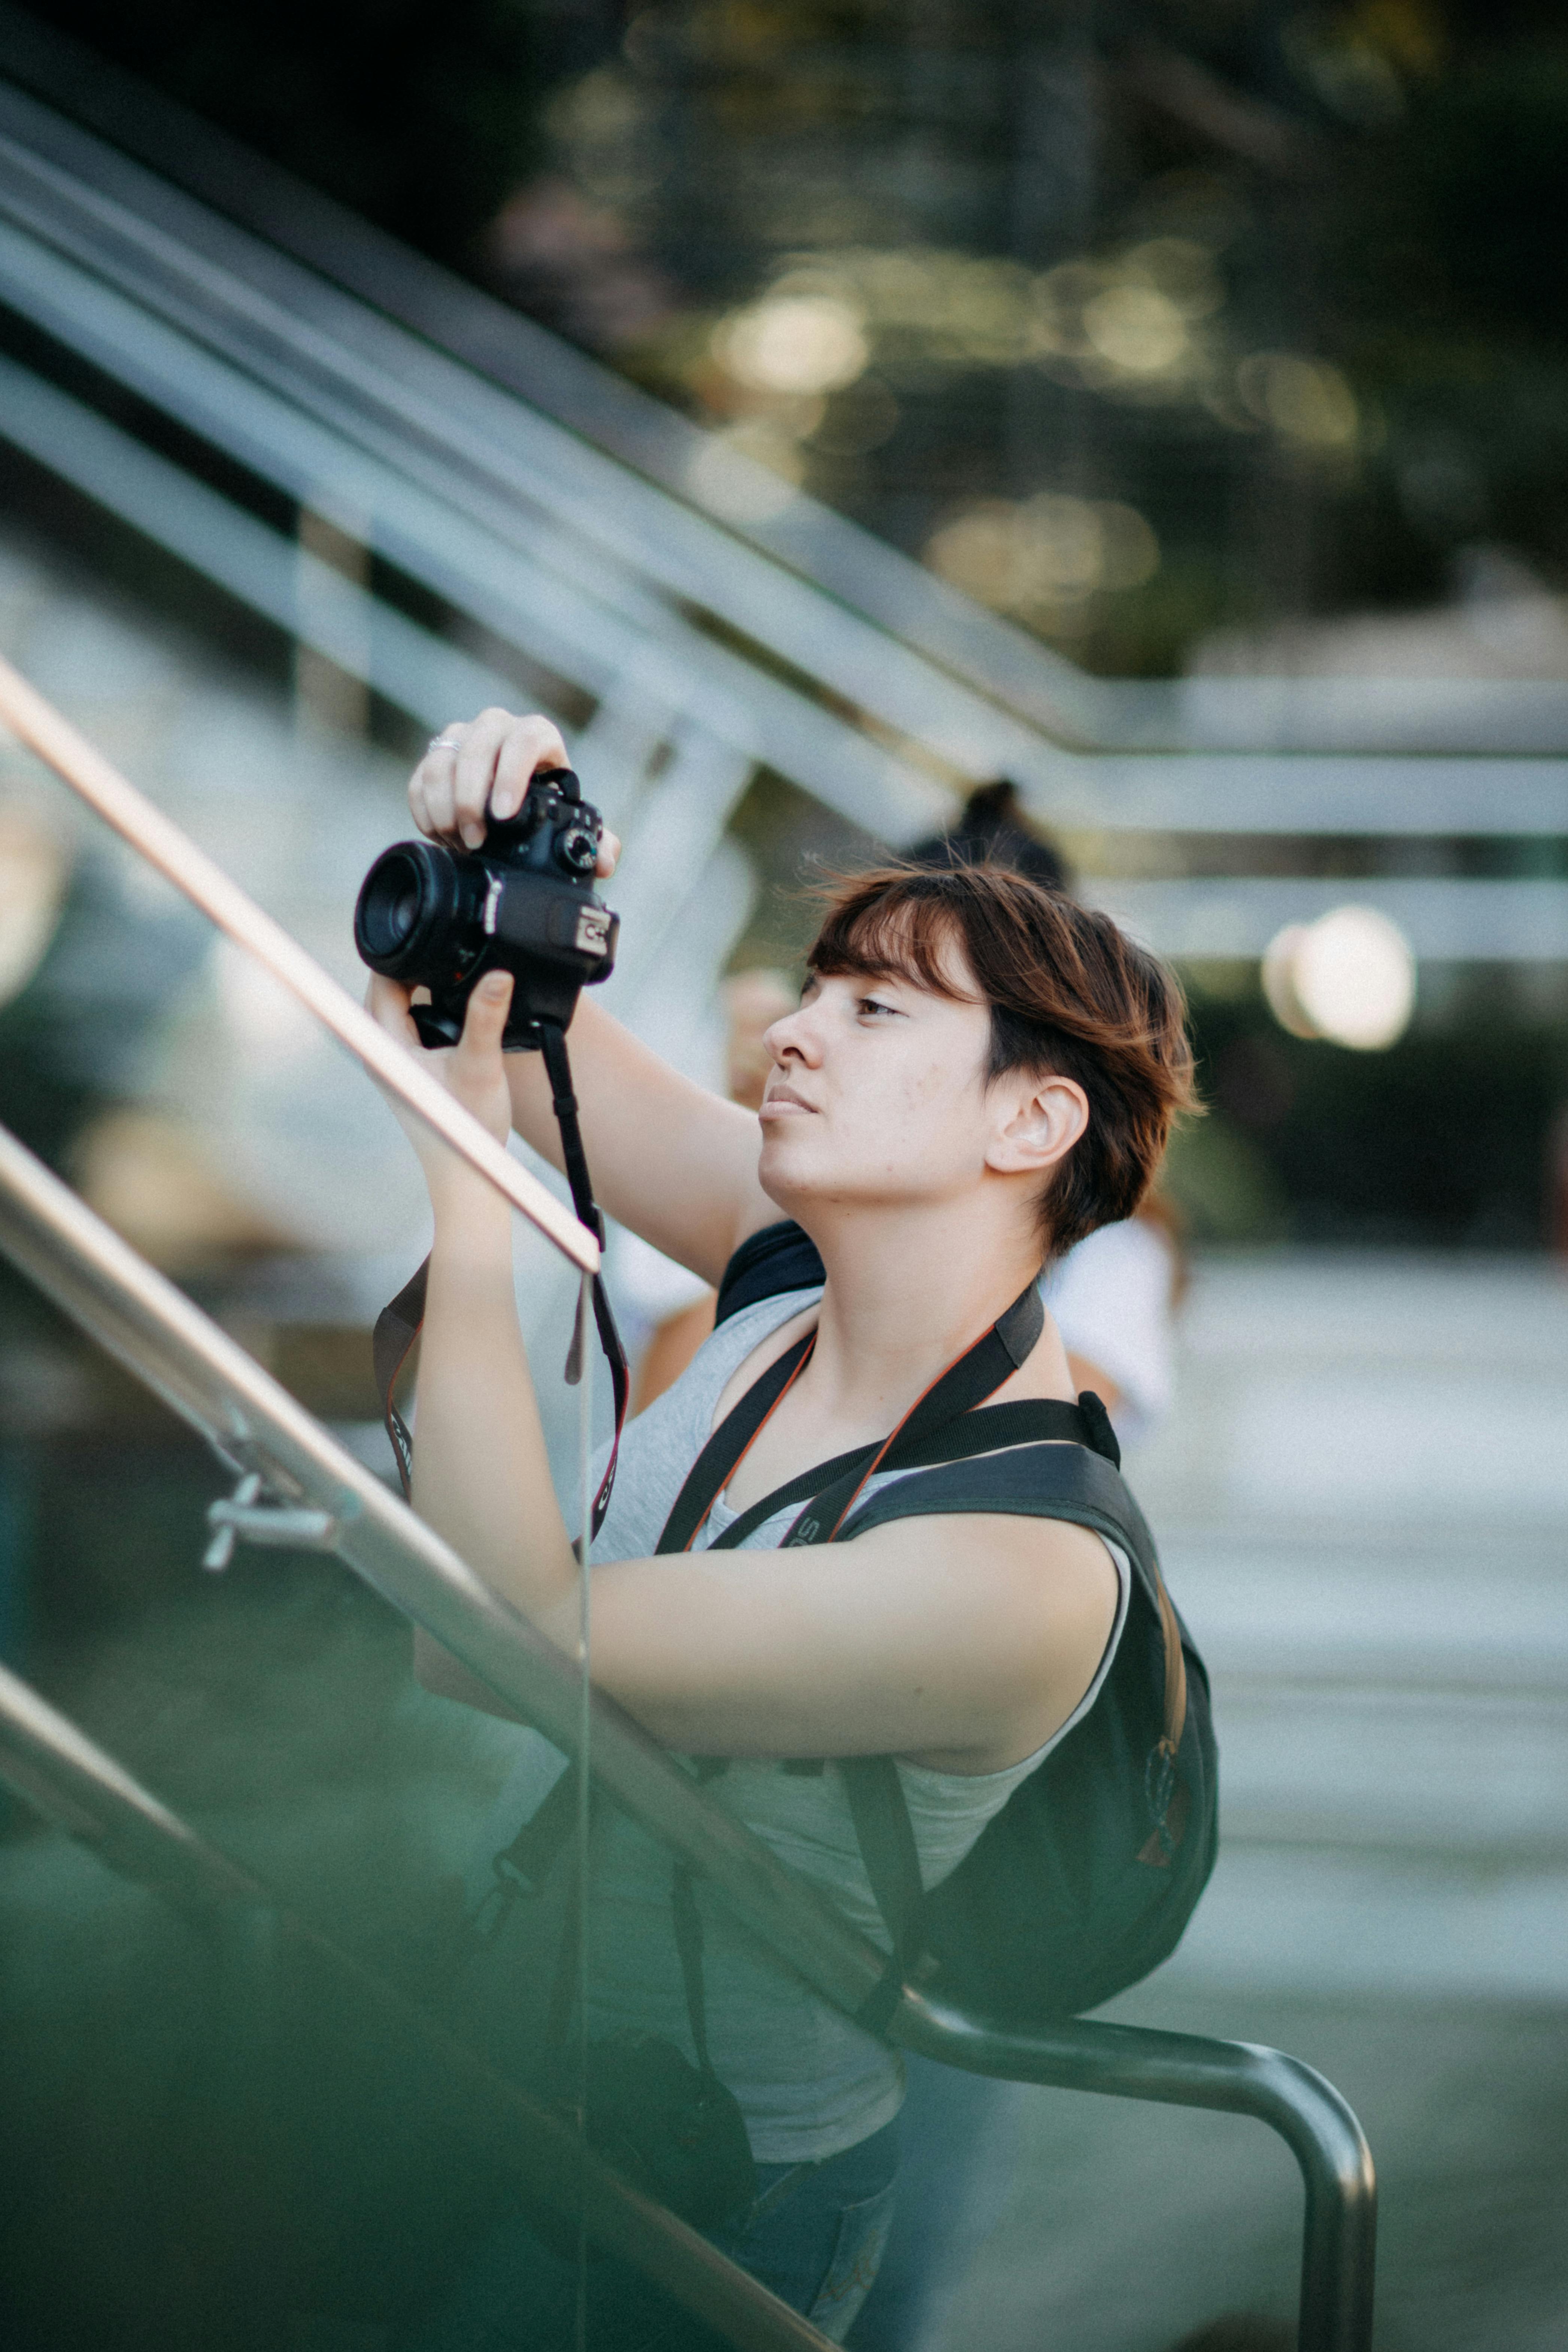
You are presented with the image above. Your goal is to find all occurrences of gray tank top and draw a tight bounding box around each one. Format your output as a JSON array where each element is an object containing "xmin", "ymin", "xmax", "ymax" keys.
[{"xmin": 477, "ymin": 1287, "xmax": 1130, "ymax": 2165}]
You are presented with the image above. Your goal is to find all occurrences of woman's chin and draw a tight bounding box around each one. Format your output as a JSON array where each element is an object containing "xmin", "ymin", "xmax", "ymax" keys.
[{"xmin": 757, "ymin": 1137, "xmax": 822, "ymax": 1215}]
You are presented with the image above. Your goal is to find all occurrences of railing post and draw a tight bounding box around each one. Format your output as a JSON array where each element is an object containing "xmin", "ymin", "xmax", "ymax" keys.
[
  {"xmin": 897, "ymin": 2000, "xmax": 1377, "ymax": 2352},
  {"xmin": 1265, "ymin": 2053, "xmax": 1378, "ymax": 2352}
]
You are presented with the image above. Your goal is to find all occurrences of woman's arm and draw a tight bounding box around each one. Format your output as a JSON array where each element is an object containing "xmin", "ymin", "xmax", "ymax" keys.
[
  {"xmin": 379, "ymin": 969, "xmax": 583, "ymax": 1625},
  {"xmin": 416, "ymin": 1502, "xmax": 1117, "ymax": 1773},
  {"xmin": 539, "ymin": 1512, "xmax": 1117, "ymax": 1771},
  {"xmin": 404, "ymin": 706, "xmax": 775, "ymax": 1283},
  {"xmin": 507, "ymin": 998, "xmax": 774, "ymax": 1284}
]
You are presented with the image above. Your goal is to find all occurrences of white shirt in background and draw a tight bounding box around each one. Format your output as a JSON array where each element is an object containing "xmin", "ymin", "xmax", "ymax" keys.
[{"xmin": 1041, "ymin": 1216, "xmax": 1176, "ymax": 1450}]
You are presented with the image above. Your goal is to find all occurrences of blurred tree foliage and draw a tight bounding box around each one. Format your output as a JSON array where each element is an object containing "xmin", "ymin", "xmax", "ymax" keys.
[{"xmin": 1326, "ymin": 14, "xmax": 1568, "ymax": 610}]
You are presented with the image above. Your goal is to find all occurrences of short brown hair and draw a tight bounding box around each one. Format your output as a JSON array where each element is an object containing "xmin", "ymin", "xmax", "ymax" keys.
[{"xmin": 807, "ymin": 863, "xmax": 1197, "ymax": 1257}]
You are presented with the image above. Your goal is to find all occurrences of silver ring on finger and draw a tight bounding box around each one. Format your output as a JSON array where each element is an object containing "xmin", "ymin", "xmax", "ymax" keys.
[{"xmin": 427, "ymin": 733, "xmax": 462, "ymax": 753}]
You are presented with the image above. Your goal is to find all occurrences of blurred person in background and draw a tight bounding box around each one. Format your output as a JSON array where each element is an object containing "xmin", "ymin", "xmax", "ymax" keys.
[
  {"xmin": 620, "ymin": 969, "xmax": 797, "ymax": 1413},
  {"xmin": 849, "ymin": 780, "xmax": 1182, "ymax": 2352}
]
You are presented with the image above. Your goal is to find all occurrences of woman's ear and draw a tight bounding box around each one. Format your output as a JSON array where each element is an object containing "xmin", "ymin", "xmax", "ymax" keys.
[{"xmin": 985, "ymin": 1071, "xmax": 1089, "ymax": 1176}]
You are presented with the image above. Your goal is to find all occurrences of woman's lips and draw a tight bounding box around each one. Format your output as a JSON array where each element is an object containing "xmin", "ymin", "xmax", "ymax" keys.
[{"xmin": 759, "ymin": 1087, "xmax": 816, "ymax": 1116}]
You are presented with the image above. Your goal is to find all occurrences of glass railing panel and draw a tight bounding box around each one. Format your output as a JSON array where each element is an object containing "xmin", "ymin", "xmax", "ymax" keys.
[{"xmin": 0, "ymin": 785, "xmax": 1379, "ymax": 2352}]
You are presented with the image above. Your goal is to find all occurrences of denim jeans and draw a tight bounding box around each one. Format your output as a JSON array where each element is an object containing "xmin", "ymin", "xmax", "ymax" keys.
[
  {"xmin": 396, "ymin": 2114, "xmax": 901, "ymax": 2351},
  {"xmin": 848, "ymin": 2059, "xmax": 1025, "ymax": 2352}
]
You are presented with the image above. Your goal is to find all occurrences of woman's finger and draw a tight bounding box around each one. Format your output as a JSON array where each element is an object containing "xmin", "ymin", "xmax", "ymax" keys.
[
  {"xmin": 409, "ymin": 765, "xmax": 443, "ymax": 841},
  {"xmin": 409, "ymin": 723, "xmax": 467, "ymax": 839},
  {"xmin": 406, "ymin": 710, "xmax": 586, "ymax": 846},
  {"xmin": 365, "ymin": 973, "xmax": 424, "ymax": 1048},
  {"xmin": 448, "ymin": 971, "xmax": 516, "ymax": 1141},
  {"xmin": 492, "ymin": 715, "xmax": 570, "ymax": 822},
  {"xmin": 452, "ymin": 708, "xmax": 514, "ymax": 847},
  {"xmin": 595, "ymin": 826, "xmax": 621, "ymax": 880},
  {"xmin": 457, "ymin": 968, "xmax": 514, "ymax": 1047}
]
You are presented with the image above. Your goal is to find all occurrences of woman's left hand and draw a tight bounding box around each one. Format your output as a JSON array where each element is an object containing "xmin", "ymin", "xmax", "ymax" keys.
[{"xmin": 367, "ymin": 968, "xmax": 517, "ymax": 1198}]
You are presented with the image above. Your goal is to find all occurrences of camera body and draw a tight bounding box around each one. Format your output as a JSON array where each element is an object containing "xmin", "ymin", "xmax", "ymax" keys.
[{"xmin": 354, "ymin": 767, "xmax": 619, "ymax": 1050}]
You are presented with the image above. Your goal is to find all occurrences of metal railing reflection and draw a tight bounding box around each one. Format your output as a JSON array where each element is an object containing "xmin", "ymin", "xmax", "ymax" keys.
[
  {"xmin": 0, "ymin": 1657, "xmax": 837, "ymax": 2352},
  {"xmin": 0, "ymin": 1122, "xmax": 1376, "ymax": 2352}
]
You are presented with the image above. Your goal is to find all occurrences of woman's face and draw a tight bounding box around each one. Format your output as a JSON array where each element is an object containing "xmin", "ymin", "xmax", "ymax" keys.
[{"xmin": 755, "ymin": 954, "xmax": 1006, "ymax": 1220}]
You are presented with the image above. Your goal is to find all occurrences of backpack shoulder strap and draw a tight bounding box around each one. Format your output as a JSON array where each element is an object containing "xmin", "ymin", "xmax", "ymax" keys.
[
  {"xmin": 841, "ymin": 1442, "xmax": 1162, "ymax": 1612},
  {"xmin": 844, "ymin": 1442, "xmax": 1188, "ymax": 1763},
  {"xmin": 837, "ymin": 1442, "xmax": 1193, "ymax": 2000},
  {"xmin": 713, "ymin": 1220, "xmax": 826, "ymax": 1327}
]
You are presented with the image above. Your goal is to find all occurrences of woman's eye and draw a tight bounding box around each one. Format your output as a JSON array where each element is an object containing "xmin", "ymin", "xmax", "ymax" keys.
[{"xmin": 859, "ymin": 996, "xmax": 898, "ymax": 1019}]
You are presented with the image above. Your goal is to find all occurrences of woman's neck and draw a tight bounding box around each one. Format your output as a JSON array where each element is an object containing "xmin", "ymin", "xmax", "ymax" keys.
[{"xmin": 795, "ymin": 1198, "xmax": 1043, "ymax": 1429}]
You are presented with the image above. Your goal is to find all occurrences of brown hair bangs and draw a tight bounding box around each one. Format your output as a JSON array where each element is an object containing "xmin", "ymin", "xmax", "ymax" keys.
[{"xmin": 807, "ymin": 863, "xmax": 1197, "ymax": 1257}]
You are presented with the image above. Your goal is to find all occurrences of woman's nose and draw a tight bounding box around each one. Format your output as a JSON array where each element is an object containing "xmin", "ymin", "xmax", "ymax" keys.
[{"xmin": 765, "ymin": 1007, "xmax": 820, "ymax": 1065}]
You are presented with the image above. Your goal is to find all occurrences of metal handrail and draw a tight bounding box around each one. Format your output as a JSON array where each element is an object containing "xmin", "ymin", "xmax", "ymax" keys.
[
  {"xmin": 0, "ymin": 1658, "xmax": 837, "ymax": 2352},
  {"xmin": 0, "ymin": 205, "xmax": 950, "ymax": 843},
  {"xmin": 0, "ymin": 656, "xmax": 595, "ymax": 1273},
  {"xmin": 0, "ymin": 57, "xmax": 1098, "ymax": 766},
  {"xmin": 0, "ymin": 1120, "xmax": 1376, "ymax": 2351}
]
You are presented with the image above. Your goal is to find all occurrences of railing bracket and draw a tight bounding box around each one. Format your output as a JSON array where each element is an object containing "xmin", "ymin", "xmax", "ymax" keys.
[{"xmin": 203, "ymin": 1472, "xmax": 339, "ymax": 1570}]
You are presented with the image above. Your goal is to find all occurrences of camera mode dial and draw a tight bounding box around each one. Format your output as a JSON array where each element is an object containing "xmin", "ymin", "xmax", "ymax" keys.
[{"xmin": 556, "ymin": 823, "xmax": 599, "ymax": 876}]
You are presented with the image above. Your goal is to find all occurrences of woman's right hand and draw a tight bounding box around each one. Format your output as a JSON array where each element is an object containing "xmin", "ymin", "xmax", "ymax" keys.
[
  {"xmin": 410, "ymin": 708, "xmax": 621, "ymax": 876},
  {"xmin": 366, "ymin": 967, "xmax": 517, "ymax": 1215}
]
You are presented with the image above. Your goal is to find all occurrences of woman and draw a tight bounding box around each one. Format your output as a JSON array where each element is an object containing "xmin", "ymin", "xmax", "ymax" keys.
[{"xmin": 371, "ymin": 708, "xmax": 1195, "ymax": 2347}]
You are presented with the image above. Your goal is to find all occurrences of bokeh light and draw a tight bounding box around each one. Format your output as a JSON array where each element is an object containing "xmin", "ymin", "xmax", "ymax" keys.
[
  {"xmin": 925, "ymin": 492, "xmax": 1159, "ymax": 619},
  {"xmin": 1081, "ymin": 283, "xmax": 1189, "ymax": 375},
  {"xmin": 713, "ymin": 293, "xmax": 870, "ymax": 395},
  {"xmin": 1236, "ymin": 352, "xmax": 1359, "ymax": 449},
  {"xmin": 1263, "ymin": 907, "xmax": 1417, "ymax": 1050}
]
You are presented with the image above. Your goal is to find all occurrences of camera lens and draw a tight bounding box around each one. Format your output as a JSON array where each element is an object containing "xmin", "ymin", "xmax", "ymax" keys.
[
  {"xmin": 355, "ymin": 840, "xmax": 459, "ymax": 977},
  {"xmin": 384, "ymin": 873, "xmax": 422, "ymax": 946}
]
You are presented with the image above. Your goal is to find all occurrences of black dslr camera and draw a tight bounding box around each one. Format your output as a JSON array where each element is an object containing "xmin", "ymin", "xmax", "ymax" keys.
[{"xmin": 353, "ymin": 767, "xmax": 619, "ymax": 1050}]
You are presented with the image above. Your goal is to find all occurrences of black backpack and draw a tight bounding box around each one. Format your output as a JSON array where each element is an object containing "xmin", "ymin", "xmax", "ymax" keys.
[
  {"xmin": 689, "ymin": 1220, "xmax": 1220, "ymax": 2026},
  {"xmin": 837, "ymin": 1444, "xmax": 1217, "ymax": 2021}
]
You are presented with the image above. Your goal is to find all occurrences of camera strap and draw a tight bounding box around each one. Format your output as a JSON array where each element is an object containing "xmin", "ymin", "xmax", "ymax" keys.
[
  {"xmin": 657, "ymin": 1274, "xmax": 1053, "ymax": 1557},
  {"xmin": 371, "ymin": 1019, "xmax": 629, "ymax": 1541}
]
